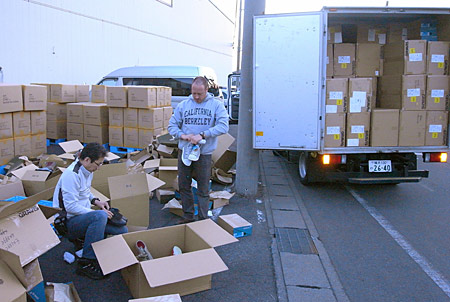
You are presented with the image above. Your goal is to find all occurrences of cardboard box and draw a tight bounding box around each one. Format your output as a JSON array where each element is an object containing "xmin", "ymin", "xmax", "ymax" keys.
[
  {"xmin": 162, "ymin": 87, "xmax": 172, "ymax": 107},
  {"xmin": 46, "ymin": 121, "xmax": 66, "ymax": 139},
  {"xmin": 22, "ymin": 85, "xmax": 47, "ymax": 111},
  {"xmin": 75, "ymin": 85, "xmax": 90, "ymax": 102},
  {"xmin": 326, "ymin": 43, "xmax": 333, "ymax": 77},
  {"xmin": 326, "ymin": 78, "xmax": 348, "ymax": 113},
  {"xmin": 333, "ymin": 43, "xmax": 355, "ymax": 77},
  {"xmin": 92, "ymin": 219, "xmax": 237, "ymax": 298},
  {"xmin": 346, "ymin": 112, "xmax": 370, "ymax": 147},
  {"xmin": 12, "ymin": 112, "xmax": 31, "ymax": 137},
  {"xmin": 129, "ymin": 294, "xmax": 181, "ymax": 302},
  {"xmin": 21, "ymin": 170, "xmax": 61, "ymax": 196},
  {"xmin": 107, "ymin": 173, "xmax": 164, "ymax": 227},
  {"xmin": 383, "ymin": 40, "xmax": 427, "ymax": 75},
  {"xmin": 14, "ymin": 136, "xmax": 32, "ymax": 157},
  {"xmin": 356, "ymin": 44, "xmax": 382, "ymax": 77},
  {"xmin": 91, "ymin": 162, "xmax": 128, "ymax": 198},
  {"xmin": 156, "ymin": 144, "xmax": 176, "ymax": 158},
  {"xmin": 49, "ymin": 84, "xmax": 75, "ymax": 103},
  {"xmin": 139, "ymin": 108, "xmax": 164, "ymax": 130},
  {"xmin": 30, "ymin": 134, "xmax": 47, "ymax": 157},
  {"xmin": 156, "ymin": 189, "xmax": 175, "ymax": 204},
  {"xmin": 124, "ymin": 108, "xmax": 139, "ymax": 128},
  {"xmin": 30, "ymin": 111, "xmax": 46, "ymax": 135},
  {"xmin": 398, "ymin": 110, "xmax": 426, "ymax": 146},
  {"xmin": 162, "ymin": 106, "xmax": 173, "ymax": 128},
  {"xmin": 67, "ymin": 103, "xmax": 84, "ymax": 124},
  {"xmin": 426, "ymin": 75, "xmax": 449, "ymax": 111},
  {"xmin": 0, "ymin": 113, "xmax": 13, "ymax": 139},
  {"xmin": 324, "ymin": 113, "xmax": 345, "ymax": 148},
  {"xmin": 45, "ymin": 282, "xmax": 82, "ymax": 302},
  {"xmin": 0, "ymin": 259, "xmax": 27, "ymax": 302},
  {"xmin": 426, "ymin": 41, "xmax": 450, "ymax": 75},
  {"xmin": 124, "ymin": 127, "xmax": 139, "ymax": 148},
  {"xmin": 159, "ymin": 158, "xmax": 178, "ymax": 189},
  {"xmin": 91, "ymin": 85, "xmax": 107, "ymax": 103},
  {"xmin": 67, "ymin": 123, "xmax": 84, "ymax": 142},
  {"xmin": 0, "ymin": 138, "xmax": 15, "ymax": 165},
  {"xmin": 388, "ymin": 23, "xmax": 408, "ymax": 43},
  {"xmin": 217, "ymin": 214, "xmax": 252, "ymax": 238},
  {"xmin": 425, "ymin": 111, "xmax": 448, "ymax": 146},
  {"xmin": 211, "ymin": 133, "xmax": 236, "ymax": 172},
  {"xmin": 107, "ymin": 86, "xmax": 128, "ymax": 107},
  {"xmin": 109, "ymin": 107, "xmax": 124, "ymax": 127},
  {"xmin": 328, "ymin": 24, "xmax": 343, "ymax": 44},
  {"xmin": 348, "ymin": 77, "xmax": 376, "ymax": 113},
  {"xmin": 0, "ymin": 85, "xmax": 23, "ymax": 113},
  {"xmin": 379, "ymin": 75, "xmax": 426, "ymax": 110},
  {"xmin": 357, "ymin": 24, "xmax": 387, "ymax": 44},
  {"xmin": 46, "ymin": 103, "xmax": 67, "ymax": 121},
  {"xmin": 128, "ymin": 86, "xmax": 157, "ymax": 108},
  {"xmin": 139, "ymin": 129, "xmax": 156, "ymax": 149},
  {"xmin": 84, "ymin": 124, "xmax": 108, "ymax": 145},
  {"xmin": 83, "ymin": 103, "xmax": 109, "ymax": 125},
  {"xmin": 109, "ymin": 126, "xmax": 124, "ymax": 147},
  {"xmin": 209, "ymin": 191, "xmax": 234, "ymax": 209},
  {"xmin": 370, "ymin": 109, "xmax": 399, "ymax": 147},
  {"xmin": 0, "ymin": 175, "xmax": 25, "ymax": 200}
]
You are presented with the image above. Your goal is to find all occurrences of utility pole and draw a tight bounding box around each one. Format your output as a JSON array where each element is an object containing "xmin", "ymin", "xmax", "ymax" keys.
[{"xmin": 235, "ymin": 0, "xmax": 265, "ymax": 196}]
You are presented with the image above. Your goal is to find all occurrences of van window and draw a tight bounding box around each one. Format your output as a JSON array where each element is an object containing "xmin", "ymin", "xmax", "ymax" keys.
[
  {"xmin": 98, "ymin": 78, "xmax": 118, "ymax": 86},
  {"xmin": 123, "ymin": 78, "xmax": 192, "ymax": 96}
]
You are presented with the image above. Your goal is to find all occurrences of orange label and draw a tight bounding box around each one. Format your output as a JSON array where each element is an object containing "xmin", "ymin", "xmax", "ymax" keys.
[
  {"xmin": 255, "ymin": 131, "xmax": 263, "ymax": 136},
  {"xmin": 410, "ymin": 96, "xmax": 417, "ymax": 103},
  {"xmin": 434, "ymin": 97, "xmax": 441, "ymax": 103},
  {"xmin": 358, "ymin": 133, "xmax": 364, "ymax": 139},
  {"xmin": 409, "ymin": 48, "xmax": 416, "ymax": 54},
  {"xmin": 336, "ymin": 99, "xmax": 343, "ymax": 105},
  {"xmin": 432, "ymin": 132, "xmax": 438, "ymax": 138}
]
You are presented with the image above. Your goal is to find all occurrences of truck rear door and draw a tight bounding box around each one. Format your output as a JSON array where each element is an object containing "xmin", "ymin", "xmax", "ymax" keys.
[{"xmin": 253, "ymin": 12, "xmax": 324, "ymax": 150}]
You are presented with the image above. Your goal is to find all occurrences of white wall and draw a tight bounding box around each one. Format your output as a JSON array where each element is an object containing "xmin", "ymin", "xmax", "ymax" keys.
[{"xmin": 0, "ymin": 0, "xmax": 236, "ymax": 85}]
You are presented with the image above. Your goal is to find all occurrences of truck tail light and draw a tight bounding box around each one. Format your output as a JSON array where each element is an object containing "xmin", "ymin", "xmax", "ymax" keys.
[
  {"xmin": 322, "ymin": 154, "xmax": 342, "ymax": 165},
  {"xmin": 424, "ymin": 152, "xmax": 447, "ymax": 162}
]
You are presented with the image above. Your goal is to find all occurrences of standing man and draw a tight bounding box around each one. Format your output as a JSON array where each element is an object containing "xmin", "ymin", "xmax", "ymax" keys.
[
  {"xmin": 168, "ymin": 76, "xmax": 229, "ymax": 223},
  {"xmin": 53, "ymin": 143, "xmax": 128, "ymax": 280}
]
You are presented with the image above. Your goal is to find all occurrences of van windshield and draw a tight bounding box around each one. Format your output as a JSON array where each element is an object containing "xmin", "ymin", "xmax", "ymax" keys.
[{"xmin": 123, "ymin": 78, "xmax": 192, "ymax": 96}]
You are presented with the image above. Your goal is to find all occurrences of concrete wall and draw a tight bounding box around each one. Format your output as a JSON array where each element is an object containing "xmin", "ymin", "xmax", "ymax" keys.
[{"xmin": 0, "ymin": 0, "xmax": 236, "ymax": 85}]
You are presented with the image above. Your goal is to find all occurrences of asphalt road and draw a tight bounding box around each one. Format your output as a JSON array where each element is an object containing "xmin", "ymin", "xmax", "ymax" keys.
[{"xmin": 282, "ymin": 157, "xmax": 450, "ymax": 302}]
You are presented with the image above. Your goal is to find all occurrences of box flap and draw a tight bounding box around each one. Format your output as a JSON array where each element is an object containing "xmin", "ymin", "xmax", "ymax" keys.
[
  {"xmin": 0, "ymin": 187, "xmax": 54, "ymax": 220},
  {"xmin": 143, "ymin": 159, "xmax": 160, "ymax": 170},
  {"xmin": 141, "ymin": 248, "xmax": 228, "ymax": 287},
  {"xmin": 108, "ymin": 173, "xmax": 150, "ymax": 200},
  {"xmin": 129, "ymin": 294, "xmax": 182, "ymax": 302},
  {"xmin": 21, "ymin": 170, "xmax": 51, "ymax": 182},
  {"xmin": 211, "ymin": 133, "xmax": 235, "ymax": 163},
  {"xmin": 58, "ymin": 140, "xmax": 83, "ymax": 153},
  {"xmin": 10, "ymin": 164, "xmax": 39, "ymax": 180},
  {"xmin": 89, "ymin": 187, "xmax": 110, "ymax": 203},
  {"xmin": 146, "ymin": 174, "xmax": 165, "ymax": 192},
  {"xmin": 105, "ymin": 152, "xmax": 120, "ymax": 162},
  {"xmin": 0, "ymin": 248, "xmax": 26, "ymax": 286},
  {"xmin": 130, "ymin": 149, "xmax": 151, "ymax": 165},
  {"xmin": 0, "ymin": 259, "xmax": 26, "ymax": 302},
  {"xmin": 92, "ymin": 235, "xmax": 138, "ymax": 275},
  {"xmin": 187, "ymin": 219, "xmax": 238, "ymax": 247},
  {"xmin": 57, "ymin": 153, "xmax": 76, "ymax": 161}
]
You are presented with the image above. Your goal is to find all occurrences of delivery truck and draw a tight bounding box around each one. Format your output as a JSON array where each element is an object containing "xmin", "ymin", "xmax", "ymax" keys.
[{"xmin": 252, "ymin": 7, "xmax": 450, "ymax": 184}]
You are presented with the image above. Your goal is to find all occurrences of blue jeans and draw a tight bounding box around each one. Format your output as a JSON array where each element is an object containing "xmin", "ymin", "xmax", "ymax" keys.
[{"xmin": 66, "ymin": 210, "xmax": 128, "ymax": 259}]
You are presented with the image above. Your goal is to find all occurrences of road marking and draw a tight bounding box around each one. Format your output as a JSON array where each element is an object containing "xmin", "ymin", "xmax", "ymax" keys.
[
  {"xmin": 419, "ymin": 182, "xmax": 434, "ymax": 192},
  {"xmin": 346, "ymin": 186, "xmax": 450, "ymax": 298}
]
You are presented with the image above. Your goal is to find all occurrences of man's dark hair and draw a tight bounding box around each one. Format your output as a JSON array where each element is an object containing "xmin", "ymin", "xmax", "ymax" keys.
[
  {"xmin": 192, "ymin": 76, "xmax": 209, "ymax": 89},
  {"xmin": 79, "ymin": 143, "xmax": 107, "ymax": 161}
]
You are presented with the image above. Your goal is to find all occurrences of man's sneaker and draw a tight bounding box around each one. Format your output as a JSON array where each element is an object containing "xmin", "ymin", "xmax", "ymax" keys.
[
  {"xmin": 136, "ymin": 240, "xmax": 153, "ymax": 261},
  {"xmin": 76, "ymin": 258, "xmax": 106, "ymax": 280},
  {"xmin": 182, "ymin": 143, "xmax": 193, "ymax": 166},
  {"xmin": 69, "ymin": 238, "xmax": 84, "ymax": 251},
  {"xmin": 188, "ymin": 145, "xmax": 201, "ymax": 161}
]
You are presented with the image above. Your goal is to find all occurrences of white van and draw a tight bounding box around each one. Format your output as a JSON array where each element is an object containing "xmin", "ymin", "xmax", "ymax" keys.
[{"xmin": 97, "ymin": 65, "xmax": 223, "ymax": 109}]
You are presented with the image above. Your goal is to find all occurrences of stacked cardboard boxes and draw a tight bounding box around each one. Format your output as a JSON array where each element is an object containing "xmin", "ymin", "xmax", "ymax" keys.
[
  {"xmin": 43, "ymin": 84, "xmax": 76, "ymax": 140},
  {"xmin": 107, "ymin": 86, "xmax": 172, "ymax": 148}
]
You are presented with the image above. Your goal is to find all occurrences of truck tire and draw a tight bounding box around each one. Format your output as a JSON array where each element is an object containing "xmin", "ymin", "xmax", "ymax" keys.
[{"xmin": 298, "ymin": 152, "xmax": 312, "ymax": 185}]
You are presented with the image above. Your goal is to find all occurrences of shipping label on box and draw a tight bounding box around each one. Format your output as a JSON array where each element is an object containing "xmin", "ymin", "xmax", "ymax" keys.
[
  {"xmin": 83, "ymin": 103, "xmax": 109, "ymax": 125},
  {"xmin": 12, "ymin": 112, "xmax": 31, "ymax": 137},
  {"xmin": 0, "ymin": 113, "xmax": 13, "ymax": 139},
  {"xmin": 333, "ymin": 43, "xmax": 355, "ymax": 76},
  {"xmin": 426, "ymin": 75, "xmax": 449, "ymax": 111},
  {"xmin": 109, "ymin": 107, "xmax": 124, "ymax": 127},
  {"xmin": 402, "ymin": 75, "xmax": 426, "ymax": 110},
  {"xmin": 399, "ymin": 110, "xmax": 426, "ymax": 146},
  {"xmin": 109, "ymin": 126, "xmax": 124, "ymax": 147},
  {"xmin": 0, "ymin": 85, "xmax": 23, "ymax": 113},
  {"xmin": 0, "ymin": 138, "xmax": 15, "ymax": 165},
  {"xmin": 370, "ymin": 109, "xmax": 399, "ymax": 147},
  {"xmin": 46, "ymin": 103, "xmax": 67, "ymax": 121},
  {"xmin": 84, "ymin": 125, "xmax": 108, "ymax": 145},
  {"xmin": 326, "ymin": 78, "xmax": 348, "ymax": 113},
  {"xmin": 324, "ymin": 113, "xmax": 345, "ymax": 148},
  {"xmin": 405, "ymin": 40, "xmax": 427, "ymax": 75},
  {"xmin": 425, "ymin": 111, "xmax": 448, "ymax": 146},
  {"xmin": 50, "ymin": 84, "xmax": 75, "ymax": 103},
  {"xmin": 30, "ymin": 111, "xmax": 46, "ymax": 135},
  {"xmin": 46, "ymin": 121, "xmax": 66, "ymax": 139},
  {"xmin": 346, "ymin": 112, "xmax": 370, "ymax": 147},
  {"xmin": 14, "ymin": 136, "xmax": 32, "ymax": 157},
  {"xmin": 138, "ymin": 108, "xmax": 164, "ymax": 130},
  {"xmin": 75, "ymin": 85, "xmax": 90, "ymax": 102},
  {"xmin": 124, "ymin": 108, "xmax": 138, "ymax": 128},
  {"xmin": 128, "ymin": 87, "xmax": 157, "ymax": 109},
  {"xmin": 30, "ymin": 134, "xmax": 46, "ymax": 157},
  {"xmin": 91, "ymin": 85, "xmax": 106, "ymax": 103},
  {"xmin": 107, "ymin": 86, "xmax": 128, "ymax": 107},
  {"xmin": 22, "ymin": 85, "xmax": 47, "ymax": 111},
  {"xmin": 67, "ymin": 103, "xmax": 84, "ymax": 124},
  {"xmin": 67, "ymin": 123, "xmax": 84, "ymax": 142},
  {"xmin": 426, "ymin": 41, "xmax": 450, "ymax": 75}
]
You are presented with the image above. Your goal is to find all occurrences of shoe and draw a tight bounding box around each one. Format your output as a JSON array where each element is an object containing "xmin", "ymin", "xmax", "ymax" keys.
[
  {"xmin": 182, "ymin": 143, "xmax": 193, "ymax": 166},
  {"xmin": 136, "ymin": 240, "xmax": 153, "ymax": 261},
  {"xmin": 188, "ymin": 145, "xmax": 201, "ymax": 161},
  {"xmin": 172, "ymin": 246, "xmax": 182, "ymax": 255},
  {"xmin": 69, "ymin": 238, "xmax": 84, "ymax": 251},
  {"xmin": 76, "ymin": 258, "xmax": 106, "ymax": 280}
]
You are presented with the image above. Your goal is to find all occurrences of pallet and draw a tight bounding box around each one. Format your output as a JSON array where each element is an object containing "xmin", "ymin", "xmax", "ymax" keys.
[
  {"xmin": 110, "ymin": 145, "xmax": 142, "ymax": 154},
  {"xmin": 46, "ymin": 138, "xmax": 66, "ymax": 146},
  {"xmin": 83, "ymin": 143, "xmax": 110, "ymax": 150},
  {"xmin": 0, "ymin": 165, "xmax": 6, "ymax": 175}
]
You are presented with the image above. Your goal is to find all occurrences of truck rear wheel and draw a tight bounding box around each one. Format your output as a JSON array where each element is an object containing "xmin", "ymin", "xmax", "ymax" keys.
[{"xmin": 298, "ymin": 152, "xmax": 312, "ymax": 185}]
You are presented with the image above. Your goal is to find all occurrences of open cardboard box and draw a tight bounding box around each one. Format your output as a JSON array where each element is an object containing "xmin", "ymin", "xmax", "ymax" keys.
[
  {"xmin": 0, "ymin": 175, "xmax": 25, "ymax": 200},
  {"xmin": 211, "ymin": 134, "xmax": 236, "ymax": 172},
  {"xmin": 0, "ymin": 187, "xmax": 60, "ymax": 302},
  {"xmin": 59, "ymin": 139, "xmax": 120, "ymax": 163},
  {"xmin": 21, "ymin": 169, "xmax": 62, "ymax": 196},
  {"xmin": 92, "ymin": 219, "xmax": 238, "ymax": 298},
  {"xmin": 92, "ymin": 162, "xmax": 128, "ymax": 198},
  {"xmin": 45, "ymin": 282, "xmax": 82, "ymax": 302},
  {"xmin": 158, "ymin": 159, "xmax": 178, "ymax": 190}
]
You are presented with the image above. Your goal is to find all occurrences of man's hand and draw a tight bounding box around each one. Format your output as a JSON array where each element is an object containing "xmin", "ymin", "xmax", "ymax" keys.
[
  {"xmin": 180, "ymin": 134, "xmax": 194, "ymax": 141},
  {"xmin": 93, "ymin": 199, "xmax": 113, "ymax": 219},
  {"xmin": 189, "ymin": 134, "xmax": 203, "ymax": 145}
]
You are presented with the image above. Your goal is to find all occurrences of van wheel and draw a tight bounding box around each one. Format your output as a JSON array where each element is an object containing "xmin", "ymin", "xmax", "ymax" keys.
[{"xmin": 299, "ymin": 152, "xmax": 312, "ymax": 185}]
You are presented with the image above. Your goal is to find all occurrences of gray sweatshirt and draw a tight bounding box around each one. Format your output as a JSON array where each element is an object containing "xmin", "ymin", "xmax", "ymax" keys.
[{"xmin": 168, "ymin": 92, "xmax": 229, "ymax": 155}]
